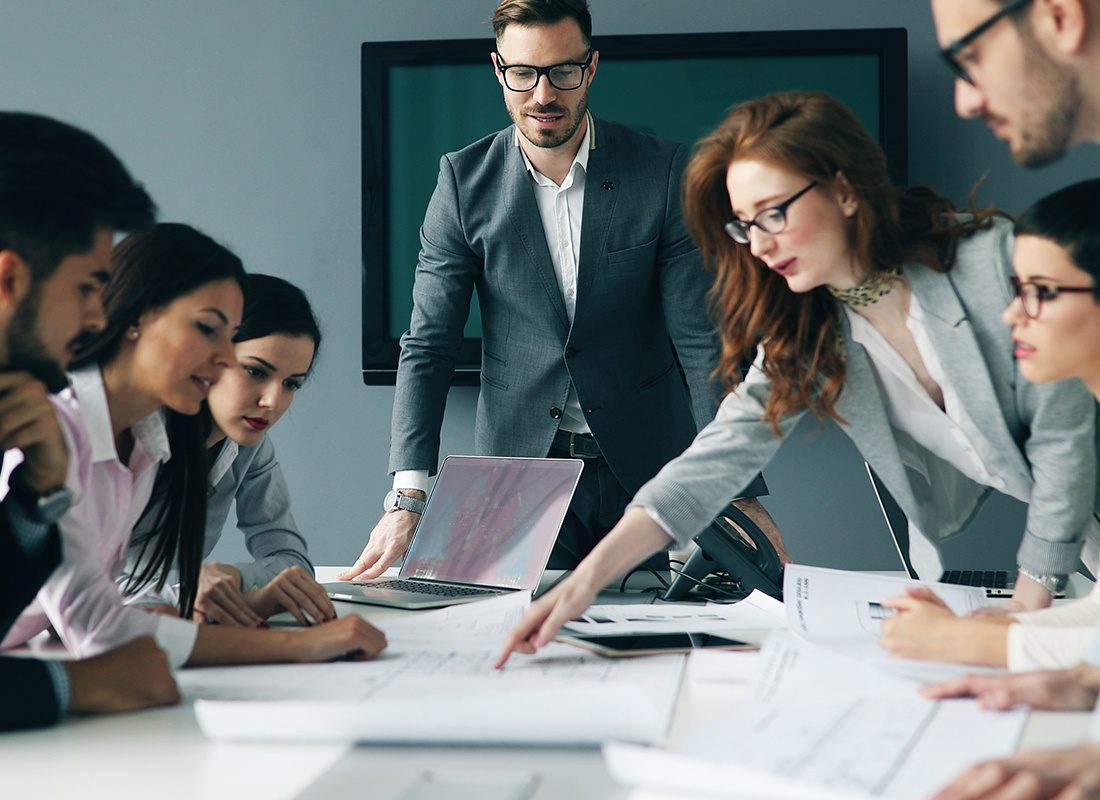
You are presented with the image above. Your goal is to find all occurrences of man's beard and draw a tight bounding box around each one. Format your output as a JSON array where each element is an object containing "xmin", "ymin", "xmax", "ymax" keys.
[
  {"xmin": 1012, "ymin": 30, "xmax": 1080, "ymax": 167},
  {"xmin": 6, "ymin": 287, "xmax": 69, "ymax": 393},
  {"xmin": 511, "ymin": 89, "xmax": 589, "ymax": 150}
]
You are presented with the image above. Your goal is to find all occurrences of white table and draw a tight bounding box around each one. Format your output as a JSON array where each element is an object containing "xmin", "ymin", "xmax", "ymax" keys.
[{"xmin": 0, "ymin": 569, "xmax": 1092, "ymax": 799}]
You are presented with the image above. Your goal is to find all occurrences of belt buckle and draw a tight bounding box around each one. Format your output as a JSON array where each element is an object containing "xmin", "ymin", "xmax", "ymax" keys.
[{"xmin": 569, "ymin": 433, "xmax": 581, "ymax": 458}]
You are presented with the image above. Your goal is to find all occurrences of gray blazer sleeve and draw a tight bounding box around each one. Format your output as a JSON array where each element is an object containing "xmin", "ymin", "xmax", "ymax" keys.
[
  {"xmin": 633, "ymin": 351, "xmax": 802, "ymax": 548},
  {"xmin": 231, "ymin": 437, "xmax": 313, "ymax": 591},
  {"xmin": 657, "ymin": 144, "xmax": 721, "ymax": 429},
  {"xmin": 388, "ymin": 154, "xmax": 480, "ymax": 475}
]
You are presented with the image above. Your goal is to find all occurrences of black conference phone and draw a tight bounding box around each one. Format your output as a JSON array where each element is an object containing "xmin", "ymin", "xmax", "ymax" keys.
[{"xmin": 662, "ymin": 501, "xmax": 784, "ymax": 602}]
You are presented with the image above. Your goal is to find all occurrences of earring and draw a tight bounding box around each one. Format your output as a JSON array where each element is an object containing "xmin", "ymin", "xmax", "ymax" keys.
[{"xmin": 127, "ymin": 329, "xmax": 139, "ymax": 340}]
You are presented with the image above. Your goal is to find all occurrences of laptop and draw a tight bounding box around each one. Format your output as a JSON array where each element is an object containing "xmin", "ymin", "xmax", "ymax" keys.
[
  {"xmin": 325, "ymin": 455, "xmax": 583, "ymax": 609},
  {"xmin": 863, "ymin": 462, "xmax": 1040, "ymax": 598}
]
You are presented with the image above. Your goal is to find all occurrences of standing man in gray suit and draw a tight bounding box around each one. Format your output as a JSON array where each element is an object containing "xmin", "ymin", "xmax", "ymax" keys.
[{"xmin": 341, "ymin": 0, "xmax": 776, "ymax": 581}]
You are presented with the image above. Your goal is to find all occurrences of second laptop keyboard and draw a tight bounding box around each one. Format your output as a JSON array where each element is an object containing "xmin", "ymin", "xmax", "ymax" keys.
[
  {"xmin": 939, "ymin": 569, "xmax": 1010, "ymax": 589},
  {"xmin": 370, "ymin": 579, "xmax": 502, "ymax": 597}
]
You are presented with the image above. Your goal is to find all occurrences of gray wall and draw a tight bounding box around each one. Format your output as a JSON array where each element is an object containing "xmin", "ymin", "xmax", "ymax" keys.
[{"xmin": 3, "ymin": 1, "xmax": 1098, "ymax": 570}]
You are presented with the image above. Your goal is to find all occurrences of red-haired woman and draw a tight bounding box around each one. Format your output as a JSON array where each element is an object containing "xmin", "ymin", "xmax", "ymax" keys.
[{"xmin": 499, "ymin": 91, "xmax": 1100, "ymax": 666}]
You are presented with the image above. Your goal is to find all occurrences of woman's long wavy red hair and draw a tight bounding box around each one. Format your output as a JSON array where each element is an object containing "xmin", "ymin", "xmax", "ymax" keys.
[{"xmin": 684, "ymin": 92, "xmax": 992, "ymax": 431}]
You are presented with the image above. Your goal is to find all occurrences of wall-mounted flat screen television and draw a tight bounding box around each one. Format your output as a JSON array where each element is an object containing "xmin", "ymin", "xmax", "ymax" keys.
[{"xmin": 362, "ymin": 28, "xmax": 907, "ymax": 385}]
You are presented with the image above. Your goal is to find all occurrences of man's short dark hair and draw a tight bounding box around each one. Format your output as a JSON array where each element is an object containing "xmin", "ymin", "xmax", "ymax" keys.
[
  {"xmin": 0, "ymin": 112, "xmax": 156, "ymax": 281},
  {"xmin": 1016, "ymin": 179, "xmax": 1100, "ymax": 300},
  {"xmin": 492, "ymin": 0, "xmax": 592, "ymax": 47}
]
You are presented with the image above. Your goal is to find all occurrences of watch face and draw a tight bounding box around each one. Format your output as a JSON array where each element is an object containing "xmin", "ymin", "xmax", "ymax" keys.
[{"xmin": 383, "ymin": 490, "xmax": 398, "ymax": 512}]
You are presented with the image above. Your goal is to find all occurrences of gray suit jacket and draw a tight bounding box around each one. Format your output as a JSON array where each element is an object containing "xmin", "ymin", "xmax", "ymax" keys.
[
  {"xmin": 635, "ymin": 218, "xmax": 1100, "ymax": 575},
  {"xmin": 390, "ymin": 117, "xmax": 751, "ymax": 497}
]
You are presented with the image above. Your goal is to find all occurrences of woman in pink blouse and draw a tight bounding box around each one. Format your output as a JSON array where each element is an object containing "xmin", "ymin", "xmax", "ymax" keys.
[{"xmin": 2, "ymin": 223, "xmax": 386, "ymax": 667}]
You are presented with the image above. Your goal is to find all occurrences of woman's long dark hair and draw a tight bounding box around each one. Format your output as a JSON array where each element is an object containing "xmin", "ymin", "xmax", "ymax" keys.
[
  {"xmin": 73, "ymin": 222, "xmax": 246, "ymax": 618},
  {"xmin": 683, "ymin": 91, "xmax": 998, "ymax": 431},
  {"xmin": 233, "ymin": 273, "xmax": 322, "ymax": 356}
]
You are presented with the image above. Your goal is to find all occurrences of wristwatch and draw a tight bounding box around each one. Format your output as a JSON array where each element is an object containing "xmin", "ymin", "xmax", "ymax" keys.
[
  {"xmin": 1017, "ymin": 566, "xmax": 1069, "ymax": 596},
  {"xmin": 383, "ymin": 489, "xmax": 426, "ymax": 515}
]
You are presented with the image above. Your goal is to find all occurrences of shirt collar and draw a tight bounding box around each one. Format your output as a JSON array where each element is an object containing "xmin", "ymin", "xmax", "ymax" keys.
[
  {"xmin": 514, "ymin": 109, "xmax": 595, "ymax": 183},
  {"xmin": 67, "ymin": 365, "xmax": 172, "ymax": 466},
  {"xmin": 208, "ymin": 437, "xmax": 240, "ymax": 487}
]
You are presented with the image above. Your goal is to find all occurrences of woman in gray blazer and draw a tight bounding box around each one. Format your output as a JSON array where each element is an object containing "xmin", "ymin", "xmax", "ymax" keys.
[
  {"xmin": 499, "ymin": 92, "xmax": 1100, "ymax": 665},
  {"xmin": 125, "ymin": 274, "xmax": 334, "ymax": 627}
]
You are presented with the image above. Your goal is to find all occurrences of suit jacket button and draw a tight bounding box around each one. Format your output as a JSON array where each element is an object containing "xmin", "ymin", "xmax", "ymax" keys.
[{"xmin": 550, "ymin": 407, "xmax": 562, "ymax": 419}]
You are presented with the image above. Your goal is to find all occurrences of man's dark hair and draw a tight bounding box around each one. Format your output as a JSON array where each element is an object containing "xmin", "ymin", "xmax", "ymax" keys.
[
  {"xmin": 492, "ymin": 0, "xmax": 592, "ymax": 47},
  {"xmin": 0, "ymin": 111, "xmax": 155, "ymax": 281},
  {"xmin": 1015, "ymin": 179, "xmax": 1100, "ymax": 300}
]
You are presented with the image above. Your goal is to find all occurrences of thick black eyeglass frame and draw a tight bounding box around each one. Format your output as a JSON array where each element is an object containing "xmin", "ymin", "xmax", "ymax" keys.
[
  {"xmin": 940, "ymin": 0, "xmax": 1033, "ymax": 85},
  {"xmin": 494, "ymin": 50, "xmax": 594, "ymax": 92},
  {"xmin": 725, "ymin": 182, "xmax": 818, "ymax": 245},
  {"xmin": 1010, "ymin": 275, "xmax": 1096, "ymax": 319}
]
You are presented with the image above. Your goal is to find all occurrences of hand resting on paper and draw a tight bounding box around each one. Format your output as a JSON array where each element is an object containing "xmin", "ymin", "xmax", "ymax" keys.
[
  {"xmin": 922, "ymin": 663, "xmax": 1100, "ymax": 711},
  {"xmin": 879, "ymin": 587, "xmax": 1014, "ymax": 667},
  {"xmin": 932, "ymin": 741, "xmax": 1100, "ymax": 800}
]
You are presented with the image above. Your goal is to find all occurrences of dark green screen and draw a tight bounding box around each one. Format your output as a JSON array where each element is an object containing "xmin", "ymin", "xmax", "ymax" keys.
[{"xmin": 386, "ymin": 54, "xmax": 880, "ymax": 340}]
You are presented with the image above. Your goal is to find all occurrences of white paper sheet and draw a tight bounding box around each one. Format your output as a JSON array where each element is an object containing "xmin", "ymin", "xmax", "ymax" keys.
[
  {"xmin": 185, "ymin": 592, "xmax": 687, "ymax": 745},
  {"xmin": 192, "ymin": 650, "xmax": 685, "ymax": 746},
  {"xmin": 783, "ymin": 564, "xmax": 988, "ymax": 662}
]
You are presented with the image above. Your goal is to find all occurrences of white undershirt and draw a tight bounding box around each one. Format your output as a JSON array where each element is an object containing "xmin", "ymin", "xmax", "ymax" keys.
[{"xmin": 394, "ymin": 114, "xmax": 596, "ymax": 492}]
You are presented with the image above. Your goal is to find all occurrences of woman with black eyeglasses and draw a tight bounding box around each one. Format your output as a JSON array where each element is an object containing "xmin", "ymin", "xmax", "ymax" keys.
[{"xmin": 499, "ymin": 91, "xmax": 1100, "ymax": 668}]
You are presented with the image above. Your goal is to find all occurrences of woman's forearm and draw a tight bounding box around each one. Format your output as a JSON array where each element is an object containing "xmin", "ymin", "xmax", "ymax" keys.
[{"xmin": 572, "ymin": 506, "xmax": 676, "ymax": 592}]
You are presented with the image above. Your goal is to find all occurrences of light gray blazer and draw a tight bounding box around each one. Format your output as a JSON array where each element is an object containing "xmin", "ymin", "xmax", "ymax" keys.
[
  {"xmin": 124, "ymin": 436, "xmax": 312, "ymax": 596},
  {"xmin": 635, "ymin": 218, "xmax": 1100, "ymax": 575},
  {"xmin": 390, "ymin": 117, "xmax": 751, "ymax": 497}
]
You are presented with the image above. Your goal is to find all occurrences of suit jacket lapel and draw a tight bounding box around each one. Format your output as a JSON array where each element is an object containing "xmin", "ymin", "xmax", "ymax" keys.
[
  {"xmin": 576, "ymin": 118, "xmax": 617, "ymax": 321},
  {"xmin": 835, "ymin": 316, "xmax": 922, "ymax": 514},
  {"xmin": 502, "ymin": 130, "xmax": 570, "ymax": 329},
  {"xmin": 905, "ymin": 265, "xmax": 1028, "ymax": 474}
]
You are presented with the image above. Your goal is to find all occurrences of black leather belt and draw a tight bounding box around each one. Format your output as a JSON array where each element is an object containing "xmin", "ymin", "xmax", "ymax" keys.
[{"xmin": 551, "ymin": 429, "xmax": 603, "ymax": 459}]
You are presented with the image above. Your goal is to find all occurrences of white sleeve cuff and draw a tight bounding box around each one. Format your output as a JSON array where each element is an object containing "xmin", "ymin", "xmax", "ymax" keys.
[
  {"xmin": 392, "ymin": 470, "xmax": 429, "ymax": 493},
  {"xmin": 153, "ymin": 614, "xmax": 199, "ymax": 668},
  {"xmin": 1006, "ymin": 623, "xmax": 1095, "ymax": 671}
]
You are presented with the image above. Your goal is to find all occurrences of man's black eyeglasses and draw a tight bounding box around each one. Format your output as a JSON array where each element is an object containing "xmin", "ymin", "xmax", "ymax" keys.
[
  {"xmin": 495, "ymin": 51, "xmax": 593, "ymax": 92},
  {"xmin": 940, "ymin": 0, "xmax": 1033, "ymax": 85},
  {"xmin": 725, "ymin": 182, "xmax": 818, "ymax": 245},
  {"xmin": 1010, "ymin": 276, "xmax": 1096, "ymax": 319}
]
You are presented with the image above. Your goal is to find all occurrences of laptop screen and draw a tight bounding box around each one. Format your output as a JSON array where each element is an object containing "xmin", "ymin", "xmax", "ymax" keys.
[{"xmin": 400, "ymin": 456, "xmax": 583, "ymax": 590}]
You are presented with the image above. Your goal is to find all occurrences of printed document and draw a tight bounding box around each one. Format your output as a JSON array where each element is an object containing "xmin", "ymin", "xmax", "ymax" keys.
[{"xmin": 186, "ymin": 592, "xmax": 685, "ymax": 746}]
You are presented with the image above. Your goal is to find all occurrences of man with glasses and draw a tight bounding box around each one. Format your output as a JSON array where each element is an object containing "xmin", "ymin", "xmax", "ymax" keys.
[
  {"xmin": 928, "ymin": 4, "xmax": 1100, "ymax": 797},
  {"xmin": 931, "ymin": 0, "xmax": 1100, "ymax": 167},
  {"xmin": 342, "ymin": 0, "xmax": 774, "ymax": 582}
]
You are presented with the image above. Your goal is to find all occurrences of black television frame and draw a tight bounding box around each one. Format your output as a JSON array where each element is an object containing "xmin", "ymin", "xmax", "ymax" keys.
[{"xmin": 362, "ymin": 28, "xmax": 908, "ymax": 386}]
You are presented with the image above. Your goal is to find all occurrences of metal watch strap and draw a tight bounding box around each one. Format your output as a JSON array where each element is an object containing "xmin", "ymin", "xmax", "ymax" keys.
[{"xmin": 1017, "ymin": 566, "xmax": 1068, "ymax": 595}]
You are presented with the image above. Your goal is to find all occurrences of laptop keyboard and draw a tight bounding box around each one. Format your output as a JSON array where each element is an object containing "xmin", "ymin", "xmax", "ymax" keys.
[
  {"xmin": 370, "ymin": 579, "xmax": 502, "ymax": 597},
  {"xmin": 939, "ymin": 569, "xmax": 1009, "ymax": 589}
]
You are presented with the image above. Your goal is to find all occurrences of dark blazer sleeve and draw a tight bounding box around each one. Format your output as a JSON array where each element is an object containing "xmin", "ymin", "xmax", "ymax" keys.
[
  {"xmin": 0, "ymin": 656, "xmax": 61, "ymax": 731},
  {"xmin": 0, "ymin": 497, "xmax": 61, "ymax": 639},
  {"xmin": 388, "ymin": 153, "xmax": 481, "ymax": 475},
  {"xmin": 656, "ymin": 144, "xmax": 768, "ymax": 498},
  {"xmin": 0, "ymin": 495, "xmax": 64, "ymax": 732}
]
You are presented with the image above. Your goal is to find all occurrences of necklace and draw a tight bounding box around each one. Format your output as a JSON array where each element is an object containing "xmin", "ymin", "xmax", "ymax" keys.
[{"xmin": 827, "ymin": 267, "xmax": 902, "ymax": 307}]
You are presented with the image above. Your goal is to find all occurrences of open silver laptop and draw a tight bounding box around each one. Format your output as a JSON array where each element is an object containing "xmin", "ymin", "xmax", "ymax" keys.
[
  {"xmin": 864, "ymin": 462, "xmax": 1029, "ymax": 599},
  {"xmin": 325, "ymin": 455, "xmax": 583, "ymax": 609}
]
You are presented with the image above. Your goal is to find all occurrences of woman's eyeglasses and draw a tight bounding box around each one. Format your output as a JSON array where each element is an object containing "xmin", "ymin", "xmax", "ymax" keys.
[
  {"xmin": 725, "ymin": 182, "xmax": 818, "ymax": 245},
  {"xmin": 1010, "ymin": 275, "xmax": 1095, "ymax": 319}
]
